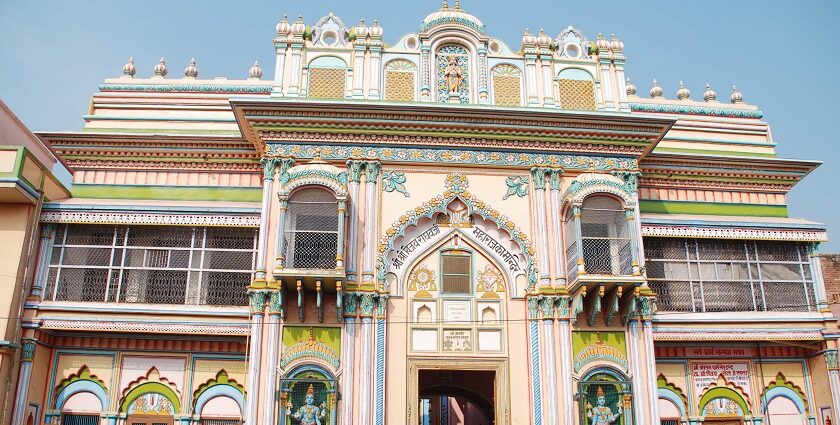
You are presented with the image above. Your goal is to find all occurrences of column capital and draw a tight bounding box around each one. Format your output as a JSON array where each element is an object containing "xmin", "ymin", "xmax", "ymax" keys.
[
  {"xmin": 826, "ymin": 349, "xmax": 839, "ymax": 370},
  {"xmin": 276, "ymin": 157, "xmax": 296, "ymax": 185},
  {"xmin": 41, "ymin": 223, "xmax": 56, "ymax": 239},
  {"xmin": 346, "ymin": 160, "xmax": 365, "ymax": 183},
  {"xmin": 248, "ymin": 290, "xmax": 268, "ymax": 314},
  {"xmin": 548, "ymin": 169, "xmax": 564, "ymax": 191},
  {"xmin": 611, "ymin": 170, "xmax": 642, "ymax": 194},
  {"xmin": 530, "ymin": 167, "xmax": 548, "ymax": 190},
  {"xmin": 364, "ymin": 161, "xmax": 381, "ymax": 182},
  {"xmin": 538, "ymin": 296, "xmax": 555, "ymax": 320},
  {"xmin": 20, "ymin": 338, "xmax": 37, "ymax": 362},
  {"xmin": 260, "ymin": 157, "xmax": 277, "ymax": 181},
  {"xmin": 527, "ymin": 296, "xmax": 540, "ymax": 320},
  {"xmin": 343, "ymin": 292, "xmax": 359, "ymax": 317}
]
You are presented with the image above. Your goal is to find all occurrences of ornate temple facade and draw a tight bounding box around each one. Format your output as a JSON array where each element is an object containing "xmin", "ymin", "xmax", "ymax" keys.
[{"xmin": 3, "ymin": 2, "xmax": 838, "ymax": 425}]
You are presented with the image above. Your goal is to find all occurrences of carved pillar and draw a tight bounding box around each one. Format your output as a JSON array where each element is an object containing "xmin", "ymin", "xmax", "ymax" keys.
[
  {"xmin": 477, "ymin": 47, "xmax": 489, "ymax": 104},
  {"xmin": 30, "ymin": 224, "xmax": 55, "ymax": 298},
  {"xmin": 369, "ymin": 46, "xmax": 382, "ymax": 100},
  {"xmin": 346, "ymin": 161, "xmax": 364, "ymax": 282},
  {"xmin": 274, "ymin": 158, "xmax": 295, "ymax": 270},
  {"xmin": 362, "ymin": 162, "xmax": 380, "ymax": 283},
  {"xmin": 531, "ymin": 168, "xmax": 551, "ymax": 287},
  {"xmin": 353, "ymin": 44, "xmax": 366, "ymax": 98},
  {"xmin": 525, "ymin": 54, "xmax": 539, "ymax": 105},
  {"xmin": 556, "ymin": 297, "xmax": 574, "ymax": 425},
  {"xmin": 626, "ymin": 208, "xmax": 640, "ymax": 275},
  {"xmin": 627, "ymin": 318, "xmax": 646, "ymax": 425},
  {"xmin": 358, "ymin": 293, "xmax": 376, "ymax": 425},
  {"xmin": 340, "ymin": 294, "xmax": 358, "ymax": 425},
  {"xmin": 572, "ymin": 204, "xmax": 584, "ymax": 275},
  {"xmin": 10, "ymin": 338, "xmax": 36, "ymax": 425},
  {"xmin": 254, "ymin": 158, "xmax": 277, "ymax": 284},
  {"xmin": 528, "ymin": 297, "xmax": 544, "ymax": 425},
  {"xmin": 288, "ymin": 42, "xmax": 303, "ymax": 96},
  {"xmin": 641, "ymin": 298, "xmax": 660, "ymax": 425},
  {"xmin": 245, "ymin": 291, "xmax": 266, "ymax": 425},
  {"xmin": 420, "ymin": 44, "xmax": 431, "ymax": 101},
  {"xmin": 809, "ymin": 243, "xmax": 828, "ymax": 310},
  {"xmin": 335, "ymin": 199, "xmax": 347, "ymax": 269},
  {"xmin": 262, "ymin": 292, "xmax": 282, "ymax": 425},
  {"xmin": 373, "ymin": 295, "xmax": 388, "ymax": 425},
  {"xmin": 826, "ymin": 350, "xmax": 840, "ymax": 422},
  {"xmin": 539, "ymin": 298, "xmax": 558, "ymax": 425},
  {"xmin": 273, "ymin": 41, "xmax": 288, "ymax": 95},
  {"xmin": 540, "ymin": 54, "xmax": 554, "ymax": 106},
  {"xmin": 548, "ymin": 170, "xmax": 564, "ymax": 285}
]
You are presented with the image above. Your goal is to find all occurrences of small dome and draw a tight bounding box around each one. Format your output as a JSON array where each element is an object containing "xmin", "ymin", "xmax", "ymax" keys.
[
  {"xmin": 276, "ymin": 14, "xmax": 291, "ymax": 35},
  {"xmin": 537, "ymin": 28, "xmax": 552, "ymax": 46},
  {"xmin": 369, "ymin": 18, "xmax": 383, "ymax": 37},
  {"xmin": 421, "ymin": 0, "xmax": 485, "ymax": 35},
  {"xmin": 650, "ymin": 78, "xmax": 663, "ymax": 98},
  {"xmin": 596, "ymin": 33, "xmax": 610, "ymax": 50},
  {"xmin": 184, "ymin": 58, "xmax": 198, "ymax": 79},
  {"xmin": 153, "ymin": 57, "xmax": 168, "ymax": 78},
  {"xmin": 249, "ymin": 61, "xmax": 262, "ymax": 80},
  {"xmin": 291, "ymin": 15, "xmax": 306, "ymax": 35},
  {"xmin": 122, "ymin": 57, "xmax": 136, "ymax": 77},
  {"xmin": 625, "ymin": 78, "xmax": 636, "ymax": 96},
  {"xmin": 703, "ymin": 83, "xmax": 717, "ymax": 102},
  {"xmin": 355, "ymin": 19, "xmax": 368, "ymax": 38},
  {"xmin": 610, "ymin": 34, "xmax": 624, "ymax": 51},
  {"xmin": 730, "ymin": 85, "xmax": 743, "ymax": 103},
  {"xmin": 676, "ymin": 80, "xmax": 690, "ymax": 100},
  {"xmin": 521, "ymin": 28, "xmax": 535, "ymax": 46}
]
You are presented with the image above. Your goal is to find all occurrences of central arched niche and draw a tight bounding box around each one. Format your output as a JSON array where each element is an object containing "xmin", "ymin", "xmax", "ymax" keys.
[{"xmin": 382, "ymin": 196, "xmax": 529, "ymax": 298}]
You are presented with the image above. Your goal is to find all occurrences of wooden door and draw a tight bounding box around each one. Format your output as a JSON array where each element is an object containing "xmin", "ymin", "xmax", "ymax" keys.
[{"xmin": 125, "ymin": 415, "xmax": 175, "ymax": 425}]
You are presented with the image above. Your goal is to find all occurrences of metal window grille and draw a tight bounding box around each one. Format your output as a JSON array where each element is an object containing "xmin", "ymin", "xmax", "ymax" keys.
[
  {"xmin": 441, "ymin": 252, "xmax": 471, "ymax": 294},
  {"xmin": 44, "ymin": 224, "xmax": 257, "ymax": 306},
  {"xmin": 200, "ymin": 420, "xmax": 241, "ymax": 425},
  {"xmin": 645, "ymin": 238, "xmax": 815, "ymax": 312},
  {"xmin": 580, "ymin": 197, "xmax": 632, "ymax": 275},
  {"xmin": 61, "ymin": 414, "xmax": 99, "ymax": 425},
  {"xmin": 661, "ymin": 420, "xmax": 679, "ymax": 425},
  {"xmin": 285, "ymin": 189, "xmax": 339, "ymax": 269},
  {"xmin": 578, "ymin": 375, "xmax": 632, "ymax": 425}
]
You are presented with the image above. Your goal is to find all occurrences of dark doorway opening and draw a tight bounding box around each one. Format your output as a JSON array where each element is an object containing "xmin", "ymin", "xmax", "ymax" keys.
[{"xmin": 418, "ymin": 369, "xmax": 495, "ymax": 425}]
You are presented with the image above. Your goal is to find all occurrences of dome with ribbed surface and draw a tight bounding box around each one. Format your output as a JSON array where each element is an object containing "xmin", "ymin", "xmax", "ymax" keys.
[{"xmin": 421, "ymin": 1, "xmax": 485, "ymax": 35}]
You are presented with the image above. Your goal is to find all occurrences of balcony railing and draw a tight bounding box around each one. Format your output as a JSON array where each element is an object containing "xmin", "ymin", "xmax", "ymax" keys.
[
  {"xmin": 43, "ymin": 224, "xmax": 257, "ymax": 306},
  {"xmin": 645, "ymin": 238, "xmax": 817, "ymax": 312}
]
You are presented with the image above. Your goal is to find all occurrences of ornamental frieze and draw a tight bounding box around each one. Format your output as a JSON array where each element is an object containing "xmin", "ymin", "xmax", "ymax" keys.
[{"xmin": 266, "ymin": 143, "xmax": 638, "ymax": 170}]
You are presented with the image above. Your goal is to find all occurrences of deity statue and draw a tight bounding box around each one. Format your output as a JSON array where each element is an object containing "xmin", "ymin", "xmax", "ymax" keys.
[
  {"xmin": 286, "ymin": 384, "xmax": 327, "ymax": 425},
  {"xmin": 586, "ymin": 387, "xmax": 622, "ymax": 425},
  {"xmin": 444, "ymin": 55, "xmax": 463, "ymax": 93}
]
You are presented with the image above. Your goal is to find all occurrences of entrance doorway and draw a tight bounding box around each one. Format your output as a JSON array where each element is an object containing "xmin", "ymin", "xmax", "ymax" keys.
[{"xmin": 418, "ymin": 370, "xmax": 495, "ymax": 425}]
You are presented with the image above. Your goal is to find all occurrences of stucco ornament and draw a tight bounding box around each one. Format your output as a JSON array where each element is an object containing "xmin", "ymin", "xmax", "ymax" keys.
[
  {"xmin": 587, "ymin": 387, "xmax": 622, "ymax": 424},
  {"xmin": 382, "ymin": 171, "xmax": 410, "ymax": 196},
  {"xmin": 407, "ymin": 264, "xmax": 437, "ymax": 298},
  {"xmin": 503, "ymin": 175, "xmax": 529, "ymax": 199}
]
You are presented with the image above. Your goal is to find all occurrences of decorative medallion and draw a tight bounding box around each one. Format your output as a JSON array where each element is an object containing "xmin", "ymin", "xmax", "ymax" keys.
[
  {"xmin": 444, "ymin": 173, "xmax": 469, "ymax": 193},
  {"xmin": 408, "ymin": 264, "xmax": 437, "ymax": 298},
  {"xmin": 476, "ymin": 265, "xmax": 505, "ymax": 299}
]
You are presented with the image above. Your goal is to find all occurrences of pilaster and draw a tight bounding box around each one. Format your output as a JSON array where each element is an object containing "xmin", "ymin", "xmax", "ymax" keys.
[
  {"xmin": 346, "ymin": 160, "xmax": 364, "ymax": 282},
  {"xmin": 531, "ymin": 167, "xmax": 551, "ymax": 287},
  {"xmin": 548, "ymin": 169, "xmax": 564, "ymax": 286},
  {"xmin": 30, "ymin": 223, "xmax": 55, "ymax": 299},
  {"xmin": 245, "ymin": 290, "xmax": 267, "ymax": 425},
  {"xmin": 10, "ymin": 338, "xmax": 36, "ymax": 425},
  {"xmin": 362, "ymin": 161, "xmax": 380, "ymax": 283},
  {"xmin": 273, "ymin": 41, "xmax": 288, "ymax": 95},
  {"xmin": 262, "ymin": 291, "xmax": 282, "ymax": 425}
]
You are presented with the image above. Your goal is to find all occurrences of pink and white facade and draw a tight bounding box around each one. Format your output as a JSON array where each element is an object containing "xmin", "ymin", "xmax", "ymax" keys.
[{"xmin": 3, "ymin": 3, "xmax": 838, "ymax": 425}]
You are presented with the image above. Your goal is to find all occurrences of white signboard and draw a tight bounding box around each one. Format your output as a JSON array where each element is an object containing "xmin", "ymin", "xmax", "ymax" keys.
[
  {"xmin": 692, "ymin": 362, "xmax": 751, "ymax": 395},
  {"xmin": 443, "ymin": 300, "xmax": 471, "ymax": 323}
]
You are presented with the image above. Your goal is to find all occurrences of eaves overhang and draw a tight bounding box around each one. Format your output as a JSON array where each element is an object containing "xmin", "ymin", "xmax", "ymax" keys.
[
  {"xmin": 229, "ymin": 98, "xmax": 675, "ymax": 161},
  {"xmin": 641, "ymin": 151, "xmax": 821, "ymax": 187}
]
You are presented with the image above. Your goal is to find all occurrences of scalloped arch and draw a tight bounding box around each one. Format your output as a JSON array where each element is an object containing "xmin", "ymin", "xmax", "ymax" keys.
[
  {"xmin": 698, "ymin": 387, "xmax": 750, "ymax": 416},
  {"xmin": 562, "ymin": 173, "xmax": 634, "ymax": 206},
  {"xmin": 377, "ymin": 186, "xmax": 537, "ymax": 292},
  {"xmin": 279, "ymin": 169, "xmax": 347, "ymax": 198},
  {"xmin": 119, "ymin": 382, "xmax": 181, "ymax": 414},
  {"xmin": 54, "ymin": 380, "xmax": 108, "ymax": 411},
  {"xmin": 760, "ymin": 372, "xmax": 808, "ymax": 414},
  {"xmin": 192, "ymin": 370, "xmax": 244, "ymax": 408}
]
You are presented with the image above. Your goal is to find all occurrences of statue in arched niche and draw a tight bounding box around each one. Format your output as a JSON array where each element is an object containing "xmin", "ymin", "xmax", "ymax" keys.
[
  {"xmin": 286, "ymin": 384, "xmax": 326, "ymax": 425},
  {"xmin": 587, "ymin": 386, "xmax": 622, "ymax": 424},
  {"xmin": 445, "ymin": 55, "xmax": 463, "ymax": 93}
]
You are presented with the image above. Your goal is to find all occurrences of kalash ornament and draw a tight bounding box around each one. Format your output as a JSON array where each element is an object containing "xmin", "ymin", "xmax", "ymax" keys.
[{"xmin": 285, "ymin": 384, "xmax": 327, "ymax": 424}]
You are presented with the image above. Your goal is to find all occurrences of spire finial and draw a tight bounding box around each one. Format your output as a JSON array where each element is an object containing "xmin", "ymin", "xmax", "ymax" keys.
[
  {"xmin": 454, "ymin": 0, "xmax": 461, "ymax": 10},
  {"xmin": 676, "ymin": 80, "xmax": 690, "ymax": 100},
  {"xmin": 249, "ymin": 61, "xmax": 263, "ymax": 80},
  {"xmin": 625, "ymin": 77, "xmax": 636, "ymax": 96},
  {"xmin": 442, "ymin": 0, "xmax": 449, "ymax": 10},
  {"xmin": 184, "ymin": 57, "xmax": 198, "ymax": 79},
  {"xmin": 122, "ymin": 57, "xmax": 136, "ymax": 77},
  {"xmin": 730, "ymin": 85, "xmax": 743, "ymax": 104},
  {"xmin": 649, "ymin": 78, "xmax": 663, "ymax": 98},
  {"xmin": 153, "ymin": 57, "xmax": 168, "ymax": 78},
  {"xmin": 703, "ymin": 83, "xmax": 717, "ymax": 102}
]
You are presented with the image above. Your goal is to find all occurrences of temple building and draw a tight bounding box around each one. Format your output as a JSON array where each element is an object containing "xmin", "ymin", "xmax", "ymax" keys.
[{"xmin": 3, "ymin": 2, "xmax": 838, "ymax": 425}]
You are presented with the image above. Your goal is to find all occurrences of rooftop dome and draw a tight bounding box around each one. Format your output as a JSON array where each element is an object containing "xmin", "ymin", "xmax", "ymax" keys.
[{"xmin": 420, "ymin": 0, "xmax": 485, "ymax": 35}]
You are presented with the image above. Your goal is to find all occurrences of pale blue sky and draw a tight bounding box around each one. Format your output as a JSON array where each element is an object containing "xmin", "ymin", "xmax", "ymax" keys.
[{"xmin": 1, "ymin": 1, "xmax": 837, "ymax": 251}]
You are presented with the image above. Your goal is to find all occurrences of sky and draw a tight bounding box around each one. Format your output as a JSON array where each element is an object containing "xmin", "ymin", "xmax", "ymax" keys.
[{"xmin": 1, "ymin": 0, "xmax": 838, "ymax": 251}]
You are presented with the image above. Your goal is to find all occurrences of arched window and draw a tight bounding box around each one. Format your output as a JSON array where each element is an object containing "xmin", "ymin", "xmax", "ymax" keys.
[
  {"xmin": 284, "ymin": 188, "xmax": 340, "ymax": 269},
  {"xmin": 579, "ymin": 369, "xmax": 632, "ymax": 425},
  {"xmin": 579, "ymin": 196, "xmax": 632, "ymax": 275},
  {"xmin": 60, "ymin": 391, "xmax": 102, "ymax": 425},
  {"xmin": 557, "ymin": 68, "xmax": 595, "ymax": 110},
  {"xmin": 280, "ymin": 366, "xmax": 337, "ymax": 425},
  {"xmin": 766, "ymin": 396, "xmax": 806, "ymax": 425}
]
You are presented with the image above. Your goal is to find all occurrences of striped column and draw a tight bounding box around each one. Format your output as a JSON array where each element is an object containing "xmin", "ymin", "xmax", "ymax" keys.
[
  {"xmin": 245, "ymin": 291, "xmax": 266, "ymax": 425},
  {"xmin": 361, "ymin": 162, "xmax": 380, "ymax": 283},
  {"xmin": 10, "ymin": 339, "xmax": 36, "ymax": 425},
  {"xmin": 262, "ymin": 292, "xmax": 282, "ymax": 425},
  {"xmin": 340, "ymin": 294, "xmax": 358, "ymax": 425},
  {"xmin": 531, "ymin": 168, "xmax": 550, "ymax": 287}
]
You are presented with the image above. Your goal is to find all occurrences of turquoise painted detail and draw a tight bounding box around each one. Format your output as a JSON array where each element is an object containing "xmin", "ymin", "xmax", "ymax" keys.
[
  {"xmin": 658, "ymin": 388, "xmax": 687, "ymax": 417},
  {"xmin": 420, "ymin": 16, "xmax": 486, "ymax": 35},
  {"xmin": 309, "ymin": 56, "xmax": 348, "ymax": 69},
  {"xmin": 193, "ymin": 384, "xmax": 244, "ymax": 414},
  {"xmin": 99, "ymin": 83, "xmax": 272, "ymax": 93},
  {"xmin": 503, "ymin": 175, "xmax": 529, "ymax": 199},
  {"xmin": 382, "ymin": 171, "xmax": 410, "ymax": 197},
  {"xmin": 629, "ymin": 102, "xmax": 763, "ymax": 119},
  {"xmin": 760, "ymin": 386, "xmax": 806, "ymax": 414},
  {"xmin": 267, "ymin": 144, "xmax": 638, "ymax": 170},
  {"xmin": 55, "ymin": 380, "xmax": 109, "ymax": 410},
  {"xmin": 529, "ymin": 320, "xmax": 543, "ymax": 425},
  {"xmin": 375, "ymin": 318, "xmax": 386, "ymax": 425},
  {"xmin": 558, "ymin": 68, "xmax": 594, "ymax": 81}
]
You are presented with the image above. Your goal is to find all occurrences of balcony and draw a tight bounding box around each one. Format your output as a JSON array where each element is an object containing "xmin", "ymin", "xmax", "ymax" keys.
[
  {"xmin": 645, "ymin": 238, "xmax": 817, "ymax": 312},
  {"xmin": 43, "ymin": 224, "xmax": 257, "ymax": 306}
]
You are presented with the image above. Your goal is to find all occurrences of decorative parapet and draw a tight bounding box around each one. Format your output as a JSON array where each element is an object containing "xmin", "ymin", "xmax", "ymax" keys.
[
  {"xmin": 99, "ymin": 83, "xmax": 273, "ymax": 94},
  {"xmin": 628, "ymin": 102, "xmax": 763, "ymax": 119}
]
